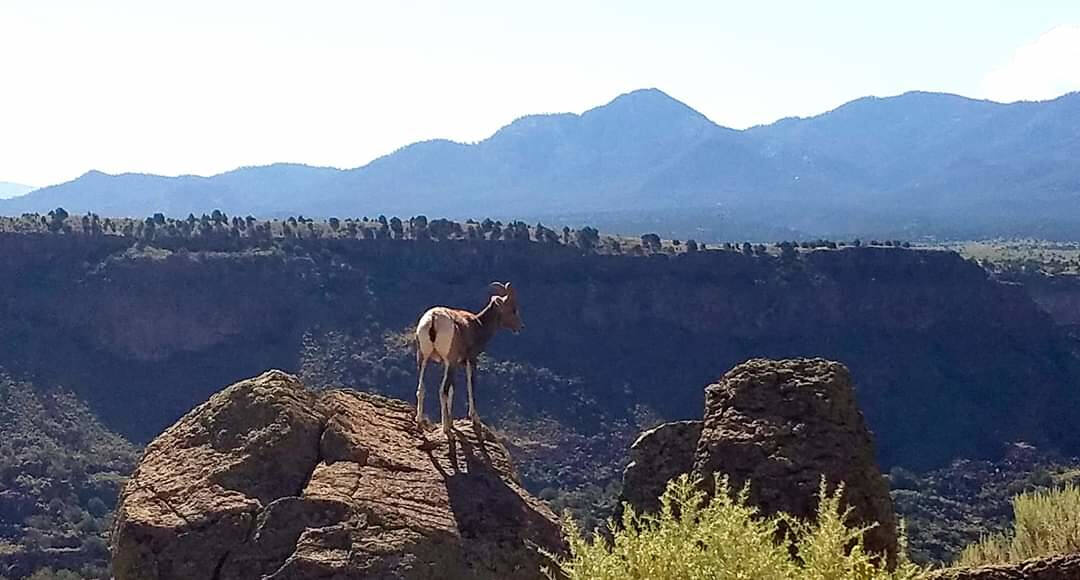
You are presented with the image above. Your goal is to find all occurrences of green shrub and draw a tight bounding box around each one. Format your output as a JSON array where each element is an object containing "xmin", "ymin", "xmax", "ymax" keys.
[
  {"xmin": 545, "ymin": 474, "xmax": 926, "ymax": 580},
  {"xmin": 957, "ymin": 482, "xmax": 1080, "ymax": 566}
]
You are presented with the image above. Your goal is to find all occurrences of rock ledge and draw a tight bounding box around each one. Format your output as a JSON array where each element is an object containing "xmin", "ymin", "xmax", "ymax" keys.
[{"xmin": 928, "ymin": 552, "xmax": 1080, "ymax": 580}]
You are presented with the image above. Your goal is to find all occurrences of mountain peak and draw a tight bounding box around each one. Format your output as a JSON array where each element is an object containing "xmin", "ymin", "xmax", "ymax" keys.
[
  {"xmin": 576, "ymin": 87, "xmax": 718, "ymax": 135},
  {"xmin": 595, "ymin": 88, "xmax": 707, "ymax": 118},
  {"xmin": 609, "ymin": 87, "xmax": 673, "ymax": 102},
  {"xmin": 818, "ymin": 91, "xmax": 998, "ymax": 119}
]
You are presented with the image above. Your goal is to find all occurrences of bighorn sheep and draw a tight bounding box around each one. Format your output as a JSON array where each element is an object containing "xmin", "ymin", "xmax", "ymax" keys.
[{"xmin": 415, "ymin": 282, "xmax": 523, "ymax": 438}]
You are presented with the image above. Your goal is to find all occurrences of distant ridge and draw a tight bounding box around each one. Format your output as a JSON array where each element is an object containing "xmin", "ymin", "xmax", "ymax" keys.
[
  {"xmin": 4, "ymin": 89, "xmax": 1080, "ymax": 240},
  {"xmin": 0, "ymin": 181, "xmax": 35, "ymax": 199}
]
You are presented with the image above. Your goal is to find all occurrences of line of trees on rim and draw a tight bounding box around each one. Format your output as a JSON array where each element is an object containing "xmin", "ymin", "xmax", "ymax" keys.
[{"xmin": 0, "ymin": 208, "xmax": 913, "ymax": 257}]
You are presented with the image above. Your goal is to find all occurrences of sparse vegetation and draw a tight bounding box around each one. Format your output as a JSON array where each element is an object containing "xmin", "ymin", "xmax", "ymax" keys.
[
  {"xmin": 0, "ymin": 373, "xmax": 139, "ymax": 579},
  {"xmin": 888, "ymin": 443, "xmax": 1080, "ymax": 565},
  {"xmin": 546, "ymin": 474, "xmax": 926, "ymax": 580},
  {"xmin": 957, "ymin": 482, "xmax": 1080, "ymax": 567},
  {"xmin": 946, "ymin": 240, "xmax": 1080, "ymax": 276}
]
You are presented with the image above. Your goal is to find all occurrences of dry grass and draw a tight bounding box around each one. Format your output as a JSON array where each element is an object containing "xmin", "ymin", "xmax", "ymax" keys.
[{"xmin": 957, "ymin": 483, "xmax": 1080, "ymax": 566}]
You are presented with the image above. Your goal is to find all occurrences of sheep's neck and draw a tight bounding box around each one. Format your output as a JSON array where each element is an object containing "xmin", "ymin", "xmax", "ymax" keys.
[{"xmin": 472, "ymin": 301, "xmax": 502, "ymax": 354}]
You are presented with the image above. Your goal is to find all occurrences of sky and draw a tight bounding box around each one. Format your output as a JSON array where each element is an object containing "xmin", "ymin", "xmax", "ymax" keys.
[{"xmin": 2, "ymin": 1, "xmax": 1080, "ymax": 188}]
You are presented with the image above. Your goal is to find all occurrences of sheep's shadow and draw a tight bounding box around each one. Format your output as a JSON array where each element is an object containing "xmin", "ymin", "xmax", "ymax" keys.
[
  {"xmin": 422, "ymin": 425, "xmax": 566, "ymax": 572},
  {"xmin": 421, "ymin": 423, "xmax": 497, "ymax": 483}
]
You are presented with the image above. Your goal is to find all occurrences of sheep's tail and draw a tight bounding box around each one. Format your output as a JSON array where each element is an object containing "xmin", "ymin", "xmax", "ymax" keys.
[{"xmin": 416, "ymin": 311, "xmax": 438, "ymax": 370}]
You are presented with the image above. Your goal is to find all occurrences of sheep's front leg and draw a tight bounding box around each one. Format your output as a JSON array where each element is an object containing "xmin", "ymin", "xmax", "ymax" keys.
[
  {"xmin": 415, "ymin": 356, "xmax": 429, "ymax": 425},
  {"xmin": 438, "ymin": 364, "xmax": 454, "ymax": 437},
  {"xmin": 466, "ymin": 361, "xmax": 481, "ymax": 435}
]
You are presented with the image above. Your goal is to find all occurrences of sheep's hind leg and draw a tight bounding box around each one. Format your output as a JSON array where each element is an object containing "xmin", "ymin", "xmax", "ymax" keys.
[
  {"xmin": 439, "ymin": 364, "xmax": 454, "ymax": 438},
  {"xmin": 415, "ymin": 355, "xmax": 429, "ymax": 426},
  {"xmin": 466, "ymin": 361, "xmax": 482, "ymax": 440},
  {"xmin": 447, "ymin": 381, "xmax": 455, "ymax": 433}
]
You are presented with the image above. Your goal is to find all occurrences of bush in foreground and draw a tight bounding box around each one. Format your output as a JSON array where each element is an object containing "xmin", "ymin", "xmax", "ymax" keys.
[
  {"xmin": 545, "ymin": 474, "xmax": 926, "ymax": 580},
  {"xmin": 957, "ymin": 482, "xmax": 1080, "ymax": 566}
]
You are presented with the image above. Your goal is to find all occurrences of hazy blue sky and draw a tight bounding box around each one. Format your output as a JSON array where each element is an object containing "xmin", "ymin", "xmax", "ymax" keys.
[{"xmin": 3, "ymin": 0, "xmax": 1080, "ymax": 187}]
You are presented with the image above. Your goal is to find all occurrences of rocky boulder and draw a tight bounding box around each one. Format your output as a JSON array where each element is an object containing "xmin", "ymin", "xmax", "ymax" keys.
[
  {"xmin": 621, "ymin": 420, "xmax": 703, "ymax": 515},
  {"xmin": 694, "ymin": 358, "xmax": 898, "ymax": 563},
  {"xmin": 621, "ymin": 358, "xmax": 898, "ymax": 564},
  {"xmin": 111, "ymin": 370, "xmax": 564, "ymax": 580}
]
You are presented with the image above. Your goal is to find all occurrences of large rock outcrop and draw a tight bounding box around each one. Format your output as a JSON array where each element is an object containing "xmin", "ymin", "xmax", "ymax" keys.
[
  {"xmin": 694, "ymin": 358, "xmax": 898, "ymax": 562},
  {"xmin": 621, "ymin": 358, "xmax": 898, "ymax": 564},
  {"xmin": 111, "ymin": 370, "xmax": 564, "ymax": 580}
]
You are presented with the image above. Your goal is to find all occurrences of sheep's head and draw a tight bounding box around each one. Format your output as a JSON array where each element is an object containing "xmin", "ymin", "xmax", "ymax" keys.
[{"xmin": 489, "ymin": 281, "xmax": 524, "ymax": 333}]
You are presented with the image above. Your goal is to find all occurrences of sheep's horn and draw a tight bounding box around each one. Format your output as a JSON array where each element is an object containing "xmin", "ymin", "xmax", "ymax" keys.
[{"xmin": 489, "ymin": 281, "xmax": 508, "ymax": 295}]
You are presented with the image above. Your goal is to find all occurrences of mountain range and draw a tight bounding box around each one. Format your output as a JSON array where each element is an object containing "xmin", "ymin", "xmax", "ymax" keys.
[{"xmin": 4, "ymin": 88, "xmax": 1080, "ymax": 240}]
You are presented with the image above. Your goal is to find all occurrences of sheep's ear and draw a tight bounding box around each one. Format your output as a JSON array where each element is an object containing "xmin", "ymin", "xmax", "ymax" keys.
[{"xmin": 489, "ymin": 281, "xmax": 508, "ymax": 296}]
